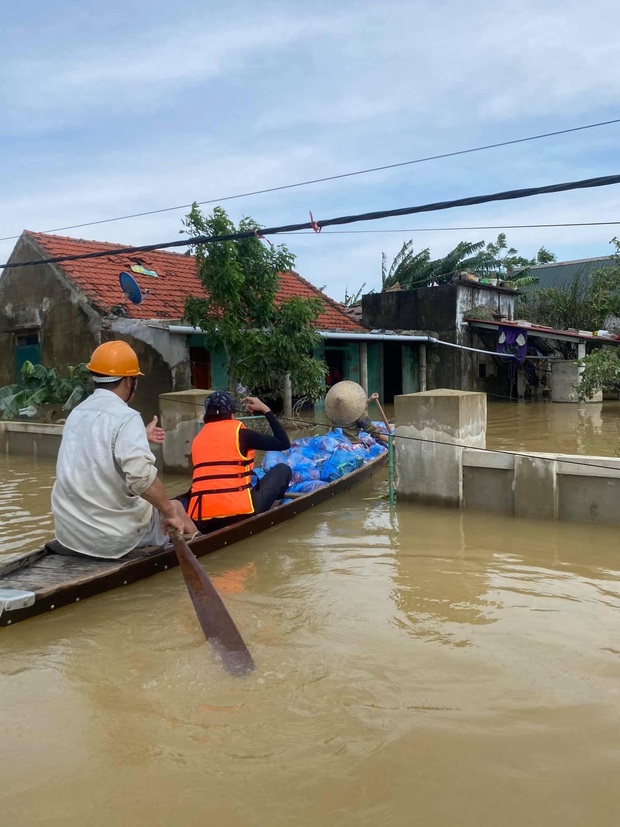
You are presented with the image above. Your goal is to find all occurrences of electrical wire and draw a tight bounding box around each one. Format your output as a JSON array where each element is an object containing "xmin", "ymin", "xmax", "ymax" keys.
[
  {"xmin": 280, "ymin": 414, "xmax": 620, "ymax": 472},
  {"xmin": 284, "ymin": 220, "xmax": 620, "ymax": 235},
  {"xmin": 1, "ymin": 116, "xmax": 619, "ymax": 243},
  {"xmin": 165, "ymin": 396, "xmax": 620, "ymax": 472},
  {"xmin": 4, "ymin": 173, "xmax": 620, "ymax": 271}
]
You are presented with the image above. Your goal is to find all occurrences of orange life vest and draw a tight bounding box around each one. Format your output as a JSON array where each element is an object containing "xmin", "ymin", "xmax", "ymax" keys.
[{"xmin": 187, "ymin": 420, "xmax": 255, "ymax": 521}]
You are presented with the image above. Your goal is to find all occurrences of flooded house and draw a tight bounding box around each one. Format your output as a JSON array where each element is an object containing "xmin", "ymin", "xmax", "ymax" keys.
[
  {"xmin": 0, "ymin": 231, "xmax": 369, "ymax": 418},
  {"xmin": 361, "ymin": 272, "xmax": 620, "ymax": 402}
]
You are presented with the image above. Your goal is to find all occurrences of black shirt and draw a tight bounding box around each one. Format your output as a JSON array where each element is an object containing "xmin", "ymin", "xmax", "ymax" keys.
[{"xmin": 238, "ymin": 411, "xmax": 290, "ymax": 455}]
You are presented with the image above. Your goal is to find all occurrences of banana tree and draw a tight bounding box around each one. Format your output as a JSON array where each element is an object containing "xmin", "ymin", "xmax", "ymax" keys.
[{"xmin": 0, "ymin": 362, "xmax": 91, "ymax": 421}]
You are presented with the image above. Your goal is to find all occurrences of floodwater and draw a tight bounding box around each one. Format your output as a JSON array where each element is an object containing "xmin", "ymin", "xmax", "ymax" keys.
[{"xmin": 1, "ymin": 402, "xmax": 620, "ymax": 826}]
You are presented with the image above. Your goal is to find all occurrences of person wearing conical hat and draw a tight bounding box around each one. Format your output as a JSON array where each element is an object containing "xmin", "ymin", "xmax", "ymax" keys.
[
  {"xmin": 324, "ymin": 382, "xmax": 389, "ymax": 445},
  {"xmin": 51, "ymin": 340, "xmax": 197, "ymax": 559}
]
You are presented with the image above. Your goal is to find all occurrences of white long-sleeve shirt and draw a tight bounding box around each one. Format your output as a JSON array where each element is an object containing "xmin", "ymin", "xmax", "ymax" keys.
[{"xmin": 51, "ymin": 388, "xmax": 158, "ymax": 558}]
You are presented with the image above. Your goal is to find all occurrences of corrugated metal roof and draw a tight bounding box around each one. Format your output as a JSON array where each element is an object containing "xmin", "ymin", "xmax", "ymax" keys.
[{"xmin": 527, "ymin": 256, "xmax": 616, "ymax": 293}]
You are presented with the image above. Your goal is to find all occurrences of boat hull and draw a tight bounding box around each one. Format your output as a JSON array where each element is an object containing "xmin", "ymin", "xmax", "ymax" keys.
[{"xmin": 0, "ymin": 453, "xmax": 386, "ymax": 626}]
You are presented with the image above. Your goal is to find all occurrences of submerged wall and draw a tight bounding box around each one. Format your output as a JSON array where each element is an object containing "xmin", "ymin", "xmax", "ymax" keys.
[
  {"xmin": 394, "ymin": 389, "xmax": 620, "ymax": 526},
  {"xmin": 0, "ymin": 422, "xmax": 63, "ymax": 459}
]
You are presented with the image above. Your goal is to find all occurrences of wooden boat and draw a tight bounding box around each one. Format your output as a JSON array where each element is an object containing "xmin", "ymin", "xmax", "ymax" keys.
[{"xmin": 0, "ymin": 453, "xmax": 386, "ymax": 626}]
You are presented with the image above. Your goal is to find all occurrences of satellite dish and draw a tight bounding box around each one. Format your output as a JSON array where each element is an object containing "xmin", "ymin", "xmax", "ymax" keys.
[{"xmin": 119, "ymin": 271, "xmax": 147, "ymax": 304}]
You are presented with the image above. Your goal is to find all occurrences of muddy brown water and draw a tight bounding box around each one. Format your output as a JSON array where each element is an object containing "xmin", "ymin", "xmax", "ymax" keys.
[{"xmin": 1, "ymin": 402, "xmax": 620, "ymax": 826}]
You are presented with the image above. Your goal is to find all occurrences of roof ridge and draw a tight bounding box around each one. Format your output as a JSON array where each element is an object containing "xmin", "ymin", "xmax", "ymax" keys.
[
  {"xmin": 24, "ymin": 229, "xmax": 189, "ymax": 258},
  {"xmin": 284, "ymin": 268, "xmax": 352, "ymax": 320},
  {"xmin": 529, "ymin": 255, "xmax": 615, "ymax": 269}
]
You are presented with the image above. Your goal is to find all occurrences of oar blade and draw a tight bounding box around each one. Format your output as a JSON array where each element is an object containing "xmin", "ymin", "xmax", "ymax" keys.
[{"xmin": 172, "ymin": 535, "xmax": 254, "ymax": 676}]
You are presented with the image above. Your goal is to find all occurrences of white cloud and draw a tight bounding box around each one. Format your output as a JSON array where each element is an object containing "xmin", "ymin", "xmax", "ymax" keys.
[
  {"xmin": 1, "ymin": 0, "xmax": 620, "ymax": 305},
  {"xmin": 1, "ymin": 13, "xmax": 346, "ymax": 130}
]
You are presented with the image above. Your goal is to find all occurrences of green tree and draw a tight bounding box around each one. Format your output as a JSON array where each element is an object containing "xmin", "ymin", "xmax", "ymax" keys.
[
  {"xmin": 578, "ymin": 348, "xmax": 620, "ymax": 400},
  {"xmin": 463, "ymin": 233, "xmax": 556, "ymax": 284},
  {"xmin": 380, "ymin": 235, "xmax": 554, "ymax": 291},
  {"xmin": 381, "ymin": 240, "xmax": 485, "ymax": 290},
  {"xmin": 182, "ymin": 205, "xmax": 327, "ymax": 401},
  {"xmin": 518, "ymin": 239, "xmax": 620, "ymax": 333},
  {"xmin": 342, "ymin": 283, "xmax": 370, "ymax": 306}
]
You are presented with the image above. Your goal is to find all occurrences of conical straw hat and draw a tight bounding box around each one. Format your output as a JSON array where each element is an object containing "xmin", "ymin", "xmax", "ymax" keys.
[{"xmin": 324, "ymin": 381, "xmax": 367, "ymax": 426}]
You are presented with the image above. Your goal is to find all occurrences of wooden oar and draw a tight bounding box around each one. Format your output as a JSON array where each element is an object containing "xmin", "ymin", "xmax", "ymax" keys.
[
  {"xmin": 371, "ymin": 397, "xmax": 396, "ymax": 506},
  {"xmin": 170, "ymin": 531, "xmax": 254, "ymax": 677},
  {"xmin": 372, "ymin": 398, "xmax": 392, "ymax": 434}
]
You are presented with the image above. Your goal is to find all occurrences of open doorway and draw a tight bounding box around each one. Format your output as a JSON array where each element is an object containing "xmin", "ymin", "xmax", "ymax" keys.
[
  {"xmin": 324, "ymin": 348, "xmax": 346, "ymax": 388},
  {"xmin": 383, "ymin": 342, "xmax": 402, "ymax": 403},
  {"xmin": 190, "ymin": 346, "xmax": 211, "ymax": 390}
]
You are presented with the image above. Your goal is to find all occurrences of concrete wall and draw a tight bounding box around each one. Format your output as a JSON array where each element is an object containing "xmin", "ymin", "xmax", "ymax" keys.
[
  {"xmin": 0, "ymin": 236, "xmax": 102, "ymax": 388},
  {"xmin": 394, "ymin": 389, "xmax": 486, "ymax": 507},
  {"xmin": 551, "ymin": 360, "xmax": 602, "ymax": 403},
  {"xmin": 0, "ymin": 422, "xmax": 63, "ymax": 459},
  {"xmin": 362, "ymin": 282, "xmax": 516, "ymax": 392},
  {"xmin": 463, "ymin": 449, "xmax": 620, "ymax": 525},
  {"xmin": 393, "ymin": 388, "xmax": 620, "ymax": 526},
  {"xmin": 159, "ymin": 388, "xmax": 207, "ymax": 474}
]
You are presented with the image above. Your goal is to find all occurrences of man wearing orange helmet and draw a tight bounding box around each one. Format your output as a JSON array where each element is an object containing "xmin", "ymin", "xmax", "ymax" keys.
[{"xmin": 51, "ymin": 340, "xmax": 196, "ymax": 559}]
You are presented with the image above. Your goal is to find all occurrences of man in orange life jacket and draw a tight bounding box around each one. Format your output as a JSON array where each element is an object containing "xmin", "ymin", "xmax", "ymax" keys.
[{"xmin": 179, "ymin": 391, "xmax": 292, "ymax": 533}]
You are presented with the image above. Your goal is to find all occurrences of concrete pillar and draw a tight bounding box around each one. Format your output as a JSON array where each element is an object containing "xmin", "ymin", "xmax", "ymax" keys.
[
  {"xmin": 360, "ymin": 342, "xmax": 368, "ymax": 395},
  {"xmin": 576, "ymin": 342, "xmax": 588, "ymax": 395},
  {"xmin": 159, "ymin": 388, "xmax": 208, "ymax": 473},
  {"xmin": 513, "ymin": 455, "xmax": 557, "ymax": 519},
  {"xmin": 419, "ymin": 343, "xmax": 427, "ymax": 392},
  {"xmin": 283, "ymin": 373, "xmax": 293, "ymax": 418},
  {"xmin": 394, "ymin": 389, "xmax": 486, "ymax": 507},
  {"xmin": 551, "ymin": 358, "xmax": 602, "ymax": 403}
]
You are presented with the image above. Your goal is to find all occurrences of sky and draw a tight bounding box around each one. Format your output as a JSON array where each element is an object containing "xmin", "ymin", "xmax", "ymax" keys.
[{"xmin": 2, "ymin": 0, "xmax": 620, "ymax": 303}]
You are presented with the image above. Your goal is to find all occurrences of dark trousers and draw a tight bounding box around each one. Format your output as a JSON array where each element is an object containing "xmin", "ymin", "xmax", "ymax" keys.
[{"xmin": 180, "ymin": 463, "xmax": 292, "ymax": 534}]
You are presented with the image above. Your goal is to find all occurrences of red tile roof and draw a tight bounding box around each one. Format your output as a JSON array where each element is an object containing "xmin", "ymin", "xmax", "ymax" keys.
[{"xmin": 24, "ymin": 231, "xmax": 365, "ymax": 333}]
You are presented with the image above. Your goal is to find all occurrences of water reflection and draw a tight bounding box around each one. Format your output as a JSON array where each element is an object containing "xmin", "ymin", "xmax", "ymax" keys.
[{"xmin": 487, "ymin": 399, "xmax": 620, "ymax": 456}]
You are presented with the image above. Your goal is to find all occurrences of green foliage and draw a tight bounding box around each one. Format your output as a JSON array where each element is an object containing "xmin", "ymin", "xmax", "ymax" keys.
[
  {"xmin": 463, "ymin": 233, "xmax": 556, "ymax": 283},
  {"xmin": 342, "ymin": 283, "xmax": 368, "ymax": 307},
  {"xmin": 381, "ymin": 240, "xmax": 485, "ymax": 290},
  {"xmin": 381, "ymin": 234, "xmax": 556, "ymax": 291},
  {"xmin": 517, "ymin": 239, "xmax": 620, "ymax": 333},
  {"xmin": 578, "ymin": 348, "xmax": 620, "ymax": 400},
  {"xmin": 0, "ymin": 362, "xmax": 91, "ymax": 421},
  {"xmin": 182, "ymin": 205, "xmax": 327, "ymax": 401}
]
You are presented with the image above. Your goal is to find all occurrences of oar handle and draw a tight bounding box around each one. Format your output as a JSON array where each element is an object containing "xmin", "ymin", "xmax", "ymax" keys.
[
  {"xmin": 372, "ymin": 398, "xmax": 392, "ymax": 434},
  {"xmin": 371, "ymin": 397, "xmax": 396, "ymax": 507}
]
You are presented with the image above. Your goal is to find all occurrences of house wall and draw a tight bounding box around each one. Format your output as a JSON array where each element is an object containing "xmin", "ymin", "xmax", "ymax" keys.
[
  {"xmin": 0, "ymin": 246, "xmax": 101, "ymax": 388},
  {"xmin": 362, "ymin": 283, "xmax": 516, "ymax": 393},
  {"xmin": 0, "ymin": 236, "xmax": 194, "ymax": 421}
]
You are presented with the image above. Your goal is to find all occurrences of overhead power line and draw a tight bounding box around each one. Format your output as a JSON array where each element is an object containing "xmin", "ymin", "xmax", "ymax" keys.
[
  {"xmin": 3, "ymin": 173, "xmax": 620, "ymax": 270},
  {"xmin": 284, "ymin": 220, "xmax": 620, "ymax": 235},
  {"xmin": 0, "ymin": 117, "xmax": 619, "ymax": 243}
]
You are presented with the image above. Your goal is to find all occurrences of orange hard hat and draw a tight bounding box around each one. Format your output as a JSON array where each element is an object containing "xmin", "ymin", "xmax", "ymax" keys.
[{"xmin": 87, "ymin": 341, "xmax": 144, "ymax": 377}]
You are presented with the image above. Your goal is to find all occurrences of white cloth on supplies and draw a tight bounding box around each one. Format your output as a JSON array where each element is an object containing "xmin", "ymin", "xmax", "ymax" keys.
[{"xmin": 51, "ymin": 388, "xmax": 157, "ymax": 559}]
